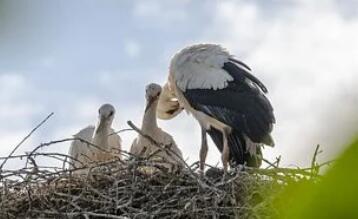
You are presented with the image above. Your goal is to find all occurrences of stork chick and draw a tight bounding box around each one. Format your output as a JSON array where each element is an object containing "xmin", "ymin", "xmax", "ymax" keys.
[
  {"xmin": 130, "ymin": 83, "xmax": 184, "ymax": 173},
  {"xmin": 69, "ymin": 104, "xmax": 121, "ymax": 170}
]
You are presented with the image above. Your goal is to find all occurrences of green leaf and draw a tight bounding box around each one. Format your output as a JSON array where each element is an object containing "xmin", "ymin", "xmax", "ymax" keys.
[{"xmin": 276, "ymin": 138, "xmax": 358, "ymax": 219}]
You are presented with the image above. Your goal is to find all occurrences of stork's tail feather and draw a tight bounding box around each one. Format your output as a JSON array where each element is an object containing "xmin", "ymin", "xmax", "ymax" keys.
[
  {"xmin": 262, "ymin": 134, "xmax": 275, "ymax": 147},
  {"xmin": 244, "ymin": 146, "xmax": 262, "ymax": 168},
  {"xmin": 207, "ymin": 129, "xmax": 262, "ymax": 168}
]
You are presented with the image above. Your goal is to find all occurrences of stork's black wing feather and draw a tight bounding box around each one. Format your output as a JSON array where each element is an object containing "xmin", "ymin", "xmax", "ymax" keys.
[
  {"xmin": 207, "ymin": 128, "xmax": 262, "ymax": 167},
  {"xmin": 183, "ymin": 60, "xmax": 275, "ymax": 166},
  {"xmin": 229, "ymin": 57, "xmax": 252, "ymax": 71},
  {"xmin": 184, "ymin": 74, "xmax": 274, "ymax": 142},
  {"xmin": 225, "ymin": 61, "xmax": 268, "ymax": 93}
]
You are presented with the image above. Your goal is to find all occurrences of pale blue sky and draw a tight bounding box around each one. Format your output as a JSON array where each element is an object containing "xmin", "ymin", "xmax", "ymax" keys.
[{"xmin": 1, "ymin": 0, "xmax": 358, "ymax": 169}]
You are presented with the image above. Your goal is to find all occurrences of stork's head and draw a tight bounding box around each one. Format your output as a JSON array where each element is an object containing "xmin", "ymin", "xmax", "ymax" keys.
[
  {"xmin": 145, "ymin": 83, "xmax": 162, "ymax": 101},
  {"xmin": 145, "ymin": 83, "xmax": 162, "ymax": 112},
  {"xmin": 96, "ymin": 104, "xmax": 115, "ymax": 132}
]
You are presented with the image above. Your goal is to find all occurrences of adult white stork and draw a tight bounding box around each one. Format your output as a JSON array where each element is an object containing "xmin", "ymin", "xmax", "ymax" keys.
[
  {"xmin": 157, "ymin": 44, "xmax": 275, "ymax": 173},
  {"xmin": 130, "ymin": 83, "xmax": 184, "ymax": 173},
  {"xmin": 68, "ymin": 104, "xmax": 122, "ymax": 170}
]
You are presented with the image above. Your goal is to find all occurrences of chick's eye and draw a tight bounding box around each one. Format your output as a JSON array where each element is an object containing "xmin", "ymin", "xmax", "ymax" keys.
[{"xmin": 109, "ymin": 111, "xmax": 114, "ymax": 117}]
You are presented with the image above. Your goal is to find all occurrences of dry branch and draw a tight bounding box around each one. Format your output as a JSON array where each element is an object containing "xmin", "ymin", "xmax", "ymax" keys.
[{"xmin": 0, "ymin": 112, "xmax": 54, "ymax": 170}]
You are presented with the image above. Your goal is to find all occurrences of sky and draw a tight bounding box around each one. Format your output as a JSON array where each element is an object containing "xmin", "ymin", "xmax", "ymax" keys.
[{"xmin": 0, "ymin": 0, "xmax": 357, "ymax": 170}]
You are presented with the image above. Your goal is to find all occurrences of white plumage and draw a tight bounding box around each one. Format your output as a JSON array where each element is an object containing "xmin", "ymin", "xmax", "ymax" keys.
[
  {"xmin": 131, "ymin": 83, "xmax": 184, "ymax": 173},
  {"xmin": 158, "ymin": 44, "xmax": 275, "ymax": 173},
  {"xmin": 68, "ymin": 104, "xmax": 121, "ymax": 171},
  {"xmin": 170, "ymin": 44, "xmax": 233, "ymax": 91}
]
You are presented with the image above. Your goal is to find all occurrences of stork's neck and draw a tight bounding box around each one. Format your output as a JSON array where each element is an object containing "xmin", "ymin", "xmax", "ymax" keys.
[
  {"xmin": 142, "ymin": 99, "xmax": 159, "ymax": 135},
  {"xmin": 92, "ymin": 125, "xmax": 110, "ymax": 149}
]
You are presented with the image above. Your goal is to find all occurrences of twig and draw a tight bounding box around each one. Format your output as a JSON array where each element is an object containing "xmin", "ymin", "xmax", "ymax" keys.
[
  {"xmin": 30, "ymin": 210, "xmax": 128, "ymax": 219},
  {"xmin": 275, "ymin": 156, "xmax": 282, "ymax": 167},
  {"xmin": 246, "ymin": 166, "xmax": 313, "ymax": 177},
  {"xmin": 262, "ymin": 158, "xmax": 278, "ymax": 169},
  {"xmin": 0, "ymin": 112, "xmax": 54, "ymax": 170},
  {"xmin": 109, "ymin": 128, "xmax": 134, "ymax": 136},
  {"xmin": 311, "ymin": 144, "xmax": 320, "ymax": 176}
]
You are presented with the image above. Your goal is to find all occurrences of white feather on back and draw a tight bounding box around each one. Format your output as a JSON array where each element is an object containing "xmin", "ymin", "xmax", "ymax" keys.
[
  {"xmin": 68, "ymin": 126, "xmax": 94, "ymax": 170},
  {"xmin": 170, "ymin": 44, "xmax": 233, "ymax": 91}
]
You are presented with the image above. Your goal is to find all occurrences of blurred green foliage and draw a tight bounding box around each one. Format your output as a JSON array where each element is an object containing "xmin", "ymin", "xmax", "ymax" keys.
[{"xmin": 276, "ymin": 138, "xmax": 358, "ymax": 219}]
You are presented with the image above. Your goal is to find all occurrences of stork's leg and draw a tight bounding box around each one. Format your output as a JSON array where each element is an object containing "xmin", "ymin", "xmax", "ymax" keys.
[
  {"xmin": 222, "ymin": 127, "xmax": 231, "ymax": 174},
  {"xmin": 199, "ymin": 126, "xmax": 208, "ymax": 175}
]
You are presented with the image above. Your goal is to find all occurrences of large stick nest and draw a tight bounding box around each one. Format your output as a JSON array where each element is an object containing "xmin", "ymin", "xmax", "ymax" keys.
[
  {"xmin": 0, "ymin": 148, "xmax": 319, "ymax": 219},
  {"xmin": 0, "ymin": 118, "xmax": 323, "ymax": 219}
]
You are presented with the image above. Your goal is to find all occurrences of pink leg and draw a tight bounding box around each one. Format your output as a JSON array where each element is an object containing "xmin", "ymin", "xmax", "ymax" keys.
[
  {"xmin": 199, "ymin": 127, "xmax": 208, "ymax": 175},
  {"xmin": 222, "ymin": 128, "xmax": 230, "ymax": 174}
]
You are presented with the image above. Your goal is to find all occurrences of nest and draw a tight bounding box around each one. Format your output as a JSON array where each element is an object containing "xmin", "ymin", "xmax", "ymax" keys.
[
  {"xmin": 0, "ymin": 150, "xmax": 321, "ymax": 219},
  {"xmin": 0, "ymin": 116, "xmax": 324, "ymax": 219}
]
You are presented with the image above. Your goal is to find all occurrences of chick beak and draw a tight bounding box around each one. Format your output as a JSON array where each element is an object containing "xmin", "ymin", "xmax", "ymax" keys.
[
  {"xmin": 145, "ymin": 93, "xmax": 161, "ymax": 113},
  {"xmin": 95, "ymin": 115, "xmax": 106, "ymax": 134}
]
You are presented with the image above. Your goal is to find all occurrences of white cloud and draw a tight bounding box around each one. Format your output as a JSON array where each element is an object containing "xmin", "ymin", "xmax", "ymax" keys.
[
  {"xmin": 0, "ymin": 73, "xmax": 45, "ymax": 130},
  {"xmin": 73, "ymin": 98, "xmax": 103, "ymax": 122},
  {"xmin": 124, "ymin": 40, "xmax": 141, "ymax": 58},
  {"xmin": 0, "ymin": 74, "xmax": 27, "ymax": 98},
  {"xmin": 132, "ymin": 1, "xmax": 188, "ymax": 25},
  {"xmin": 39, "ymin": 56, "xmax": 56, "ymax": 68},
  {"xmin": 133, "ymin": 1, "xmax": 161, "ymax": 17},
  {"xmin": 0, "ymin": 131, "xmax": 32, "ymax": 155},
  {"xmin": 0, "ymin": 73, "xmax": 46, "ymax": 168},
  {"xmin": 206, "ymin": 1, "xmax": 270, "ymax": 54}
]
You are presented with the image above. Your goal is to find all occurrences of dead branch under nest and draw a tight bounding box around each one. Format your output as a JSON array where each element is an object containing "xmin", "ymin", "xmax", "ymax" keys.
[{"xmin": 0, "ymin": 117, "xmax": 328, "ymax": 219}]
